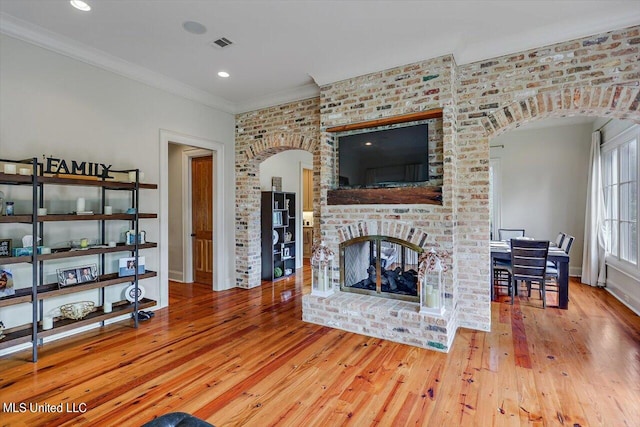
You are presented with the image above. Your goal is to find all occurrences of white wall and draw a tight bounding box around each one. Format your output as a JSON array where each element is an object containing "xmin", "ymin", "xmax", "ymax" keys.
[
  {"xmin": 0, "ymin": 35, "xmax": 235, "ymax": 338},
  {"xmin": 490, "ymin": 121, "xmax": 593, "ymax": 276},
  {"xmin": 259, "ymin": 150, "xmax": 313, "ymax": 268}
]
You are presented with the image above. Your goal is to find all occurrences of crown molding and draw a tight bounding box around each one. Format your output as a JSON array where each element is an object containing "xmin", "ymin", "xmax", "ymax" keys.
[{"xmin": 0, "ymin": 13, "xmax": 236, "ymax": 114}]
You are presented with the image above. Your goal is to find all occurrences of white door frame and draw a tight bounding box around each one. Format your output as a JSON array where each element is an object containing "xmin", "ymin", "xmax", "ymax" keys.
[
  {"xmin": 182, "ymin": 148, "xmax": 214, "ymax": 284},
  {"xmin": 160, "ymin": 130, "xmax": 226, "ymax": 303}
]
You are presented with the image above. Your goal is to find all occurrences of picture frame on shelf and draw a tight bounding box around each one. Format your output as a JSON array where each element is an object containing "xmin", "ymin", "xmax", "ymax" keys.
[
  {"xmin": 78, "ymin": 265, "xmax": 98, "ymax": 284},
  {"xmin": 118, "ymin": 256, "xmax": 145, "ymax": 277},
  {"xmin": 273, "ymin": 211, "xmax": 283, "ymax": 226},
  {"xmin": 0, "ymin": 239, "xmax": 11, "ymax": 257},
  {"xmin": 0, "ymin": 268, "xmax": 15, "ymax": 298},
  {"xmin": 57, "ymin": 264, "xmax": 98, "ymax": 288}
]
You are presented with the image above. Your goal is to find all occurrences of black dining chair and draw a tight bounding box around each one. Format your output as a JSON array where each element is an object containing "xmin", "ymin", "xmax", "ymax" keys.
[
  {"xmin": 493, "ymin": 259, "xmax": 512, "ymax": 301},
  {"xmin": 510, "ymin": 239, "xmax": 550, "ymax": 307},
  {"xmin": 545, "ymin": 234, "xmax": 574, "ymax": 301},
  {"xmin": 554, "ymin": 232, "xmax": 566, "ymax": 247},
  {"xmin": 498, "ymin": 228, "xmax": 525, "ymax": 241}
]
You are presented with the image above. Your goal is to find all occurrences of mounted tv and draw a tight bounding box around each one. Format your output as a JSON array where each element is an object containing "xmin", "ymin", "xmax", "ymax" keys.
[{"xmin": 337, "ymin": 122, "xmax": 429, "ymax": 188}]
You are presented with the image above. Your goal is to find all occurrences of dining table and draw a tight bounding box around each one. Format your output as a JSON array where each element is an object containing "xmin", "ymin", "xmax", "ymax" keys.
[{"xmin": 490, "ymin": 240, "xmax": 570, "ymax": 309}]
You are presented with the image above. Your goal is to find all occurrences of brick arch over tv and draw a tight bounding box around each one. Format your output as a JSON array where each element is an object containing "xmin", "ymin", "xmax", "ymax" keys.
[{"xmin": 235, "ymin": 132, "xmax": 320, "ymax": 289}]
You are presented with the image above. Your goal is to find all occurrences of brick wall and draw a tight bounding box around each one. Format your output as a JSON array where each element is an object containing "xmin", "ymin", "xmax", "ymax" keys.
[
  {"xmin": 235, "ymin": 25, "xmax": 640, "ymax": 345},
  {"xmin": 235, "ymin": 98, "xmax": 320, "ymax": 288}
]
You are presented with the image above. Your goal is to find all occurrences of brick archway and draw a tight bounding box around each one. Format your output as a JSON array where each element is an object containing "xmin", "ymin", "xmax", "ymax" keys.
[
  {"xmin": 481, "ymin": 86, "xmax": 640, "ymax": 137},
  {"xmin": 454, "ymin": 84, "xmax": 639, "ymax": 331},
  {"xmin": 235, "ymin": 133, "xmax": 319, "ymax": 289}
]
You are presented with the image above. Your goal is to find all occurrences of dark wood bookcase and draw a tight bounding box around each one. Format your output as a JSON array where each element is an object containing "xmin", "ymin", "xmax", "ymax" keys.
[{"xmin": 261, "ymin": 191, "xmax": 296, "ymax": 281}]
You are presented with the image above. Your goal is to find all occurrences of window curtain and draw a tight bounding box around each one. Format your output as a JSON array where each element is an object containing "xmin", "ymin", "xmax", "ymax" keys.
[{"xmin": 581, "ymin": 130, "xmax": 607, "ymax": 287}]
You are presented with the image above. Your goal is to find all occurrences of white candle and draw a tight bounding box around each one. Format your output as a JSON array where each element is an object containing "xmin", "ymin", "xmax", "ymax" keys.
[
  {"xmin": 76, "ymin": 197, "xmax": 85, "ymax": 212},
  {"xmin": 4, "ymin": 164, "xmax": 16, "ymax": 174},
  {"xmin": 104, "ymin": 205, "xmax": 112, "ymax": 215},
  {"xmin": 426, "ymin": 292, "xmax": 435, "ymax": 308},
  {"xmin": 103, "ymin": 301, "xmax": 112, "ymax": 313},
  {"xmin": 42, "ymin": 317, "xmax": 53, "ymax": 330}
]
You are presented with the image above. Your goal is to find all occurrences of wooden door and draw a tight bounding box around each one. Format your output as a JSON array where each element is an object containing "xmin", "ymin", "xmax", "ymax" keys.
[
  {"xmin": 303, "ymin": 168, "xmax": 313, "ymax": 211},
  {"xmin": 192, "ymin": 156, "xmax": 213, "ymax": 285}
]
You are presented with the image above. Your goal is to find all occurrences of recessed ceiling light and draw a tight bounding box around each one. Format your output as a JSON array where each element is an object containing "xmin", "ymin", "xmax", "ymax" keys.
[
  {"xmin": 70, "ymin": 0, "xmax": 91, "ymax": 11},
  {"xmin": 364, "ymin": 142, "xmax": 372, "ymax": 146},
  {"xmin": 182, "ymin": 21, "xmax": 207, "ymax": 35},
  {"xmin": 217, "ymin": 71, "xmax": 230, "ymax": 78}
]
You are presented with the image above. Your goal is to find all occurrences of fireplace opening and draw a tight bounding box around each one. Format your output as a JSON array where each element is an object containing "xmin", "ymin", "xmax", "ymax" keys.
[{"xmin": 340, "ymin": 236, "xmax": 423, "ymax": 302}]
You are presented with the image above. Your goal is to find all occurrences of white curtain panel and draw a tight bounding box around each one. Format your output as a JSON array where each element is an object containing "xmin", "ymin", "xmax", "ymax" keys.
[{"xmin": 581, "ymin": 131, "xmax": 607, "ymax": 287}]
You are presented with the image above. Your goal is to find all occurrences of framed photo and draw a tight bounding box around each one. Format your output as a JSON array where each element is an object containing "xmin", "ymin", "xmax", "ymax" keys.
[
  {"xmin": 0, "ymin": 268, "xmax": 15, "ymax": 298},
  {"xmin": 0, "ymin": 239, "xmax": 11, "ymax": 257},
  {"xmin": 273, "ymin": 211, "xmax": 283, "ymax": 226},
  {"xmin": 118, "ymin": 256, "xmax": 145, "ymax": 277},
  {"xmin": 77, "ymin": 265, "xmax": 98, "ymax": 284},
  {"xmin": 57, "ymin": 264, "xmax": 98, "ymax": 288}
]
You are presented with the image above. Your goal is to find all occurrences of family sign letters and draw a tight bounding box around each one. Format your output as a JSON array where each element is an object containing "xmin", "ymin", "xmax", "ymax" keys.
[{"xmin": 44, "ymin": 156, "xmax": 114, "ymax": 179}]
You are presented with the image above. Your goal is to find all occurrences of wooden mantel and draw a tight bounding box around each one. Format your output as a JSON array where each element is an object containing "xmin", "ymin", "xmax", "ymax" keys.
[
  {"xmin": 327, "ymin": 186, "xmax": 442, "ymax": 206},
  {"xmin": 325, "ymin": 108, "xmax": 443, "ymax": 133}
]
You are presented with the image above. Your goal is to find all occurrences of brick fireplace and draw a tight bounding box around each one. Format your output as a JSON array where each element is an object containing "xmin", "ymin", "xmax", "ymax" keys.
[
  {"xmin": 235, "ymin": 25, "xmax": 640, "ymax": 353},
  {"xmin": 302, "ymin": 220, "xmax": 455, "ymax": 351}
]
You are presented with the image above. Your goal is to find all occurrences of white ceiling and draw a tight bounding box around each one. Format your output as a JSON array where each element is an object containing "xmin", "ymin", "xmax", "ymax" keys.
[{"xmin": 1, "ymin": 1, "xmax": 639, "ymax": 114}]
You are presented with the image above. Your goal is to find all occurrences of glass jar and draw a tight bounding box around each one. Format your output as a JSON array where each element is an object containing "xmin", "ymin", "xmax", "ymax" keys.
[{"xmin": 5, "ymin": 202, "xmax": 14, "ymax": 216}]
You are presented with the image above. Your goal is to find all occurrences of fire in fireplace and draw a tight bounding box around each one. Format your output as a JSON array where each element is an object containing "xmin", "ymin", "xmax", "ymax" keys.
[{"xmin": 340, "ymin": 236, "xmax": 422, "ymax": 302}]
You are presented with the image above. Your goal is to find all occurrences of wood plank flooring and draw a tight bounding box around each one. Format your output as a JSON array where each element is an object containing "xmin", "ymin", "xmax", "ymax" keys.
[{"xmin": 1, "ymin": 266, "xmax": 639, "ymax": 426}]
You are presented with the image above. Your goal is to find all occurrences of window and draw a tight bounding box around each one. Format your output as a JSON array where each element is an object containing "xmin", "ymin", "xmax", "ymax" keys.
[{"xmin": 602, "ymin": 125, "xmax": 639, "ymax": 266}]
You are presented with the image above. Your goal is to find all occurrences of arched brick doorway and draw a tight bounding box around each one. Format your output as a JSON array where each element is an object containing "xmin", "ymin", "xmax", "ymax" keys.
[{"xmin": 235, "ymin": 134, "xmax": 319, "ymax": 289}]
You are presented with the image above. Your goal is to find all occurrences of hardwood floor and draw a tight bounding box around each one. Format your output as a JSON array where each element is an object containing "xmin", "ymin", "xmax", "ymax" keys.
[{"xmin": 1, "ymin": 266, "xmax": 639, "ymax": 426}]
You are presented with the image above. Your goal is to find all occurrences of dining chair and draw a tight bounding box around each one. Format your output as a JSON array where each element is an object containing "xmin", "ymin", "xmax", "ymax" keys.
[
  {"xmin": 546, "ymin": 234, "xmax": 574, "ymax": 301},
  {"xmin": 560, "ymin": 234, "xmax": 574, "ymax": 254},
  {"xmin": 493, "ymin": 260, "xmax": 512, "ymax": 301},
  {"xmin": 498, "ymin": 228, "xmax": 525, "ymax": 241},
  {"xmin": 510, "ymin": 239, "xmax": 550, "ymax": 307},
  {"xmin": 547, "ymin": 232, "xmax": 567, "ymax": 268}
]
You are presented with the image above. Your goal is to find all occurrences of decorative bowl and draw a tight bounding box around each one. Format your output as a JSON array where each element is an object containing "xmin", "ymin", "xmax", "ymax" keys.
[{"xmin": 59, "ymin": 301, "xmax": 95, "ymax": 320}]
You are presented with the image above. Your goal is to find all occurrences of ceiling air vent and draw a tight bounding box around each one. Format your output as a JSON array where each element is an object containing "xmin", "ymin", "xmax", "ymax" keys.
[{"xmin": 211, "ymin": 37, "xmax": 233, "ymax": 48}]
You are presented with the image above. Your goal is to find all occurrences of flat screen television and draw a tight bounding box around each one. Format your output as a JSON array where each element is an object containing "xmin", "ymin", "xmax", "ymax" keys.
[{"xmin": 337, "ymin": 122, "xmax": 429, "ymax": 188}]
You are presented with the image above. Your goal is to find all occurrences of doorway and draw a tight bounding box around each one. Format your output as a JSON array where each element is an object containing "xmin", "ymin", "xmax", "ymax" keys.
[
  {"xmin": 161, "ymin": 130, "xmax": 227, "ymax": 302},
  {"xmin": 191, "ymin": 155, "xmax": 213, "ymax": 285}
]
